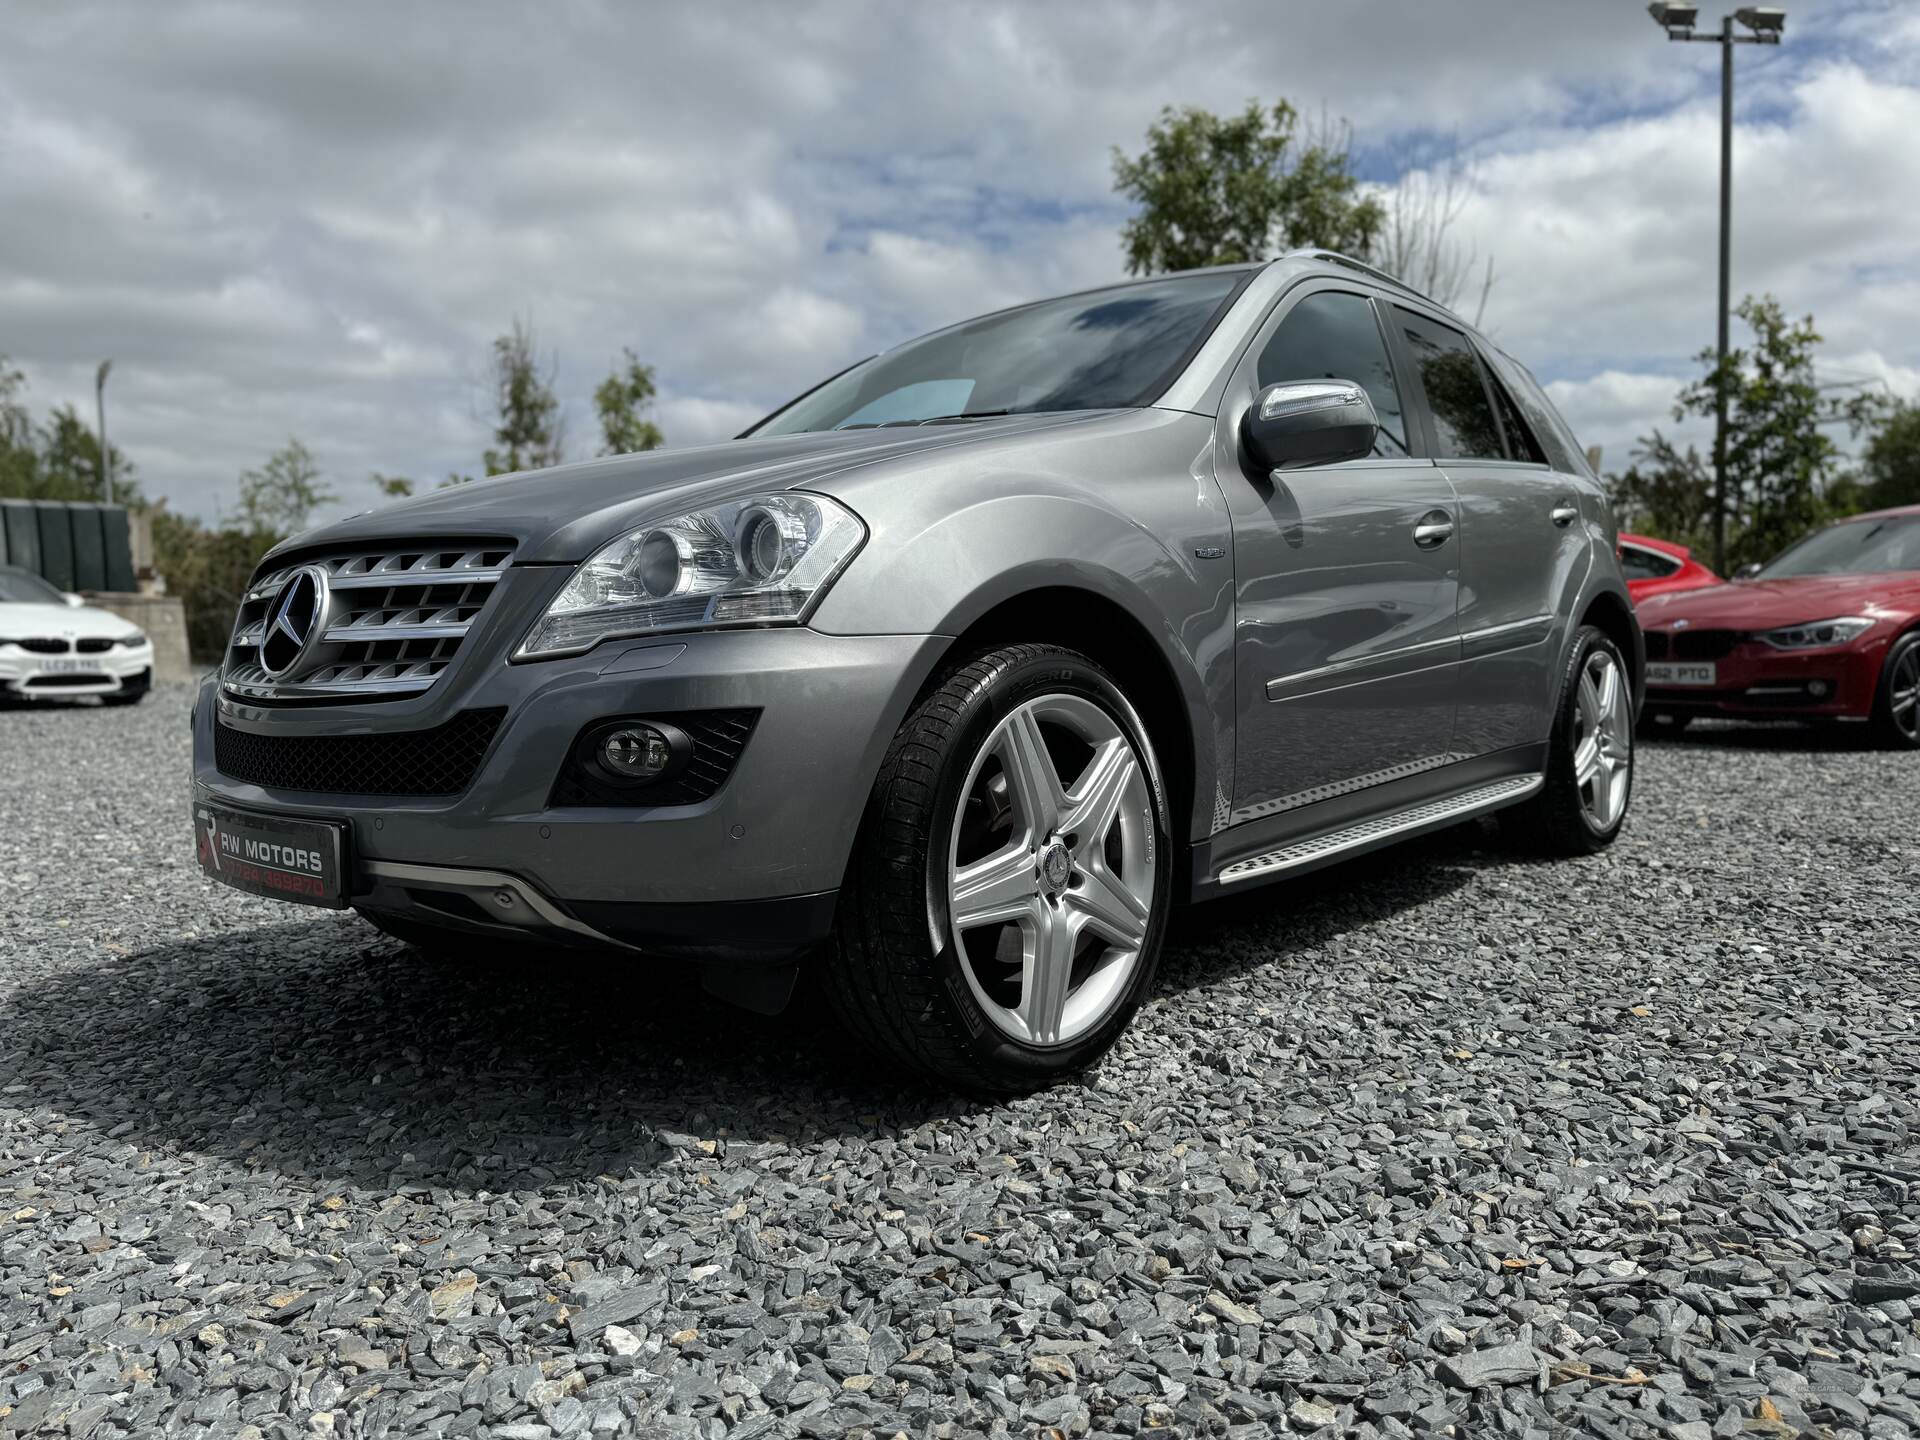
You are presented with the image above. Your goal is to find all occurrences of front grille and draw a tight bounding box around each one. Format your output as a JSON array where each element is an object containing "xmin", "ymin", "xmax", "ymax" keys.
[
  {"xmin": 76, "ymin": 638, "xmax": 114, "ymax": 654},
  {"xmin": 551, "ymin": 710, "xmax": 759, "ymax": 807},
  {"xmin": 1644, "ymin": 629, "xmax": 1739, "ymax": 662},
  {"xmin": 223, "ymin": 540, "xmax": 514, "ymax": 703},
  {"xmin": 16, "ymin": 638, "xmax": 67, "ymax": 655},
  {"xmin": 214, "ymin": 709, "xmax": 506, "ymax": 796}
]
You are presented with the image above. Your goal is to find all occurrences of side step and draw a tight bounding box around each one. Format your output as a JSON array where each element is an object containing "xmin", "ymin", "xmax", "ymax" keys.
[{"xmin": 1216, "ymin": 774, "xmax": 1543, "ymax": 886}]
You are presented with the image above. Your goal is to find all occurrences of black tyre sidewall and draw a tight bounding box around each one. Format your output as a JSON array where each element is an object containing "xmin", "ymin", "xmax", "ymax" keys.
[
  {"xmin": 1550, "ymin": 625, "xmax": 1633, "ymax": 846},
  {"xmin": 1873, "ymin": 631, "xmax": 1920, "ymax": 750},
  {"xmin": 920, "ymin": 649, "xmax": 1173, "ymax": 1083}
]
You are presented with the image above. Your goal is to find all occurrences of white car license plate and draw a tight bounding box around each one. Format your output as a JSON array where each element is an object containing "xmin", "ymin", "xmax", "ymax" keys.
[
  {"xmin": 1647, "ymin": 661, "xmax": 1716, "ymax": 687},
  {"xmin": 41, "ymin": 657, "xmax": 103, "ymax": 674}
]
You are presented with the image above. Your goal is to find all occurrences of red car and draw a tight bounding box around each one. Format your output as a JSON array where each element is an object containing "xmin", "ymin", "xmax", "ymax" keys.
[
  {"xmin": 1635, "ymin": 504, "xmax": 1920, "ymax": 746},
  {"xmin": 1619, "ymin": 532, "xmax": 1721, "ymax": 603}
]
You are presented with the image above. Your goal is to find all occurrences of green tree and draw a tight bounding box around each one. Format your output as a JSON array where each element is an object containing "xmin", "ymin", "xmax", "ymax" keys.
[
  {"xmin": 594, "ymin": 348, "xmax": 665, "ymax": 456},
  {"xmin": 34, "ymin": 403, "xmax": 137, "ymax": 503},
  {"xmin": 1858, "ymin": 400, "xmax": 1920, "ymax": 512},
  {"xmin": 1112, "ymin": 101, "xmax": 1385, "ymax": 275},
  {"xmin": 150, "ymin": 507, "xmax": 280, "ymax": 661},
  {"xmin": 483, "ymin": 319, "xmax": 565, "ymax": 475},
  {"xmin": 1675, "ymin": 296, "xmax": 1880, "ymax": 570},
  {"xmin": 236, "ymin": 438, "xmax": 333, "ymax": 538},
  {"xmin": 1607, "ymin": 434, "xmax": 1715, "ymax": 555},
  {"xmin": 0, "ymin": 358, "xmax": 40, "ymax": 496},
  {"xmin": 370, "ymin": 472, "xmax": 415, "ymax": 500}
]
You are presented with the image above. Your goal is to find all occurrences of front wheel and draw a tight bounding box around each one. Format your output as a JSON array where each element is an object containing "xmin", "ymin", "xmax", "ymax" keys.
[
  {"xmin": 1501, "ymin": 625, "xmax": 1634, "ymax": 855},
  {"xmin": 1871, "ymin": 631, "xmax": 1920, "ymax": 750},
  {"xmin": 822, "ymin": 644, "xmax": 1173, "ymax": 1095}
]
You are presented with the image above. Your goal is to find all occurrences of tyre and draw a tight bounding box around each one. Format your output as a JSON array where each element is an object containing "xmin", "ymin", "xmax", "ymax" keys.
[
  {"xmin": 1636, "ymin": 709, "xmax": 1690, "ymax": 738},
  {"xmin": 823, "ymin": 644, "xmax": 1173, "ymax": 1095},
  {"xmin": 1871, "ymin": 630, "xmax": 1920, "ymax": 750},
  {"xmin": 1501, "ymin": 624, "xmax": 1634, "ymax": 855}
]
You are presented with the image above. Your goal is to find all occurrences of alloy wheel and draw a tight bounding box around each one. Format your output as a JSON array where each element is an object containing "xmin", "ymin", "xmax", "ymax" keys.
[
  {"xmin": 946, "ymin": 694, "xmax": 1157, "ymax": 1047},
  {"xmin": 1573, "ymin": 648, "xmax": 1632, "ymax": 830}
]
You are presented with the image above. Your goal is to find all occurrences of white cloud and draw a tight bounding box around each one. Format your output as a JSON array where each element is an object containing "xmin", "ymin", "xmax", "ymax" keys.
[{"xmin": 0, "ymin": 0, "xmax": 1910, "ymax": 521}]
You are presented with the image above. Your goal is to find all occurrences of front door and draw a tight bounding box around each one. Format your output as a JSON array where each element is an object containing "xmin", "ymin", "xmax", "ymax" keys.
[{"xmin": 1218, "ymin": 286, "xmax": 1462, "ymax": 826}]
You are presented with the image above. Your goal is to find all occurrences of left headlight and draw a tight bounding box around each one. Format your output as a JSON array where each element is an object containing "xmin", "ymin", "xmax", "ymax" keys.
[
  {"xmin": 117, "ymin": 631, "xmax": 149, "ymax": 649},
  {"xmin": 1754, "ymin": 616, "xmax": 1875, "ymax": 650},
  {"xmin": 516, "ymin": 492, "xmax": 865, "ymax": 660}
]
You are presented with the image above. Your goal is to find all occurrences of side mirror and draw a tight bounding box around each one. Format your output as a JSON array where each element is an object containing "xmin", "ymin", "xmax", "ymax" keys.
[
  {"xmin": 1733, "ymin": 562, "xmax": 1763, "ymax": 581},
  {"xmin": 1242, "ymin": 380, "xmax": 1378, "ymax": 472},
  {"xmin": 63, "ymin": 592, "xmax": 84, "ymax": 608}
]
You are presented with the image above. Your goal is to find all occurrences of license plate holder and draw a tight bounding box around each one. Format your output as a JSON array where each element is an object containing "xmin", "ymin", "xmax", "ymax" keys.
[
  {"xmin": 1647, "ymin": 661, "xmax": 1716, "ymax": 687},
  {"xmin": 195, "ymin": 802, "xmax": 348, "ymax": 909}
]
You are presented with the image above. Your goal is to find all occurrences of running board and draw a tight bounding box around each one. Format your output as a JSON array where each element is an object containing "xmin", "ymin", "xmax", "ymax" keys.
[{"xmin": 1215, "ymin": 773, "xmax": 1543, "ymax": 886}]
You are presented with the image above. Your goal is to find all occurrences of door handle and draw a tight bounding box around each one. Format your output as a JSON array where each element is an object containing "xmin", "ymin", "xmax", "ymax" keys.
[
  {"xmin": 1551, "ymin": 501, "xmax": 1578, "ymax": 527},
  {"xmin": 1413, "ymin": 511, "xmax": 1454, "ymax": 549}
]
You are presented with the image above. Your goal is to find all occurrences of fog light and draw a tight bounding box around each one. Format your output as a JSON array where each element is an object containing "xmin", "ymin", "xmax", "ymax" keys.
[
  {"xmin": 600, "ymin": 725, "xmax": 673, "ymax": 781},
  {"xmin": 1808, "ymin": 680, "xmax": 1830, "ymax": 698}
]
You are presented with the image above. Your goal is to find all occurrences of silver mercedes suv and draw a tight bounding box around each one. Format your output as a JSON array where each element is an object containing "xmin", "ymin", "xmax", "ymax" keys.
[{"xmin": 193, "ymin": 251, "xmax": 1640, "ymax": 1092}]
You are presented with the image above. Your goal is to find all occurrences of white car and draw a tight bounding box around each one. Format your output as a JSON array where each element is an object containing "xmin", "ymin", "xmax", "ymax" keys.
[{"xmin": 0, "ymin": 564, "xmax": 154, "ymax": 706}]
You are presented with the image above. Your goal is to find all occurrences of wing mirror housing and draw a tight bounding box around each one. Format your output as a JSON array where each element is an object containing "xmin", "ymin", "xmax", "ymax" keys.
[
  {"xmin": 1733, "ymin": 562, "xmax": 1763, "ymax": 581},
  {"xmin": 1241, "ymin": 380, "xmax": 1379, "ymax": 472},
  {"xmin": 63, "ymin": 592, "xmax": 85, "ymax": 608}
]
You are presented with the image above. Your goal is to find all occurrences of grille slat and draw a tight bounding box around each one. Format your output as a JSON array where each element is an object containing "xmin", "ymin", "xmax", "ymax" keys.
[
  {"xmin": 213, "ymin": 709, "xmax": 506, "ymax": 796},
  {"xmin": 223, "ymin": 539, "xmax": 513, "ymax": 703}
]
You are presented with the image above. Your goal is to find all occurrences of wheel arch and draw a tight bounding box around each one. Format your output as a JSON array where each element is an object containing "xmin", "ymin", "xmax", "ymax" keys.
[
  {"xmin": 923, "ymin": 574, "xmax": 1214, "ymax": 850},
  {"xmin": 1580, "ymin": 586, "xmax": 1643, "ymax": 717}
]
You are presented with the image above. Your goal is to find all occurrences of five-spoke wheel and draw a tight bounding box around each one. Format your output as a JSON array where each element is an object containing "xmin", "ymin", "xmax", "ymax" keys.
[{"xmin": 947, "ymin": 694, "xmax": 1157, "ymax": 1047}]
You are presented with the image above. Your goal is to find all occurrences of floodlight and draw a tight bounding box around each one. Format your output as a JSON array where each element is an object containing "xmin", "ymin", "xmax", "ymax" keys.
[
  {"xmin": 1648, "ymin": 2, "xmax": 1700, "ymax": 30},
  {"xmin": 1735, "ymin": 7, "xmax": 1786, "ymax": 34}
]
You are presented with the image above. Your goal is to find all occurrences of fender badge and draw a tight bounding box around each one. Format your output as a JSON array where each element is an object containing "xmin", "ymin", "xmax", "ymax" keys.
[{"xmin": 1193, "ymin": 545, "xmax": 1226, "ymax": 560}]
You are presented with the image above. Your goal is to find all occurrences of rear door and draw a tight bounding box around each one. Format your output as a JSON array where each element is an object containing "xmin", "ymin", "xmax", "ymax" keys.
[
  {"xmin": 1218, "ymin": 283, "xmax": 1461, "ymax": 825},
  {"xmin": 1390, "ymin": 306, "xmax": 1586, "ymax": 755}
]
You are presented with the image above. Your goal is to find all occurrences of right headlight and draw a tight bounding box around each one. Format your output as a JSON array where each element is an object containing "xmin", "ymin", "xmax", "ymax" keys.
[
  {"xmin": 516, "ymin": 491, "xmax": 865, "ymax": 660},
  {"xmin": 1753, "ymin": 616, "xmax": 1875, "ymax": 650}
]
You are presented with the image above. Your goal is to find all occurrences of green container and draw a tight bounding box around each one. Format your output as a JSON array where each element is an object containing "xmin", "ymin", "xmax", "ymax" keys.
[
  {"xmin": 69, "ymin": 502, "xmax": 109, "ymax": 593},
  {"xmin": 35, "ymin": 501, "xmax": 76, "ymax": 592},
  {"xmin": 102, "ymin": 506, "xmax": 136, "ymax": 592},
  {"xmin": 3, "ymin": 500, "xmax": 43, "ymax": 579}
]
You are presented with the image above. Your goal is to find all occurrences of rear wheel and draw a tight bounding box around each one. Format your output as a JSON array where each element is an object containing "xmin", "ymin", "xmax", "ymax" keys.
[
  {"xmin": 1502, "ymin": 625, "xmax": 1633, "ymax": 855},
  {"xmin": 1871, "ymin": 631, "xmax": 1920, "ymax": 750},
  {"xmin": 823, "ymin": 644, "xmax": 1172, "ymax": 1094}
]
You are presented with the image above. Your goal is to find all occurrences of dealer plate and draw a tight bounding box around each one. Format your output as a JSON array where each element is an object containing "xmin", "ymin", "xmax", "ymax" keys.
[
  {"xmin": 1646, "ymin": 661, "xmax": 1716, "ymax": 687},
  {"xmin": 194, "ymin": 802, "xmax": 347, "ymax": 909},
  {"xmin": 41, "ymin": 658, "xmax": 102, "ymax": 674}
]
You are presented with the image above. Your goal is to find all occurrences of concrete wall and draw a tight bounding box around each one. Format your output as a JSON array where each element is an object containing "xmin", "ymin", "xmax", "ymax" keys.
[{"xmin": 82, "ymin": 592, "xmax": 194, "ymax": 685}]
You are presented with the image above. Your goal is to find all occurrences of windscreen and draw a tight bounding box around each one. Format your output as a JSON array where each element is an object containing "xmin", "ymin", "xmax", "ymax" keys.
[
  {"xmin": 750, "ymin": 272, "xmax": 1245, "ymax": 435},
  {"xmin": 0, "ymin": 568, "xmax": 65, "ymax": 605},
  {"xmin": 1760, "ymin": 515, "xmax": 1920, "ymax": 577}
]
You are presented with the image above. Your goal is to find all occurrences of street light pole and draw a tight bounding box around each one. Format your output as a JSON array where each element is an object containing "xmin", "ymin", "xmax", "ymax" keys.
[
  {"xmin": 1715, "ymin": 13, "xmax": 1733, "ymax": 578},
  {"xmin": 1648, "ymin": 4, "xmax": 1784, "ymax": 576},
  {"xmin": 95, "ymin": 359, "xmax": 113, "ymax": 507}
]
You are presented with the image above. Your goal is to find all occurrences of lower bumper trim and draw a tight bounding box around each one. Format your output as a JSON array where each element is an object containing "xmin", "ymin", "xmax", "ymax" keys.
[{"xmin": 359, "ymin": 859, "xmax": 838, "ymax": 963}]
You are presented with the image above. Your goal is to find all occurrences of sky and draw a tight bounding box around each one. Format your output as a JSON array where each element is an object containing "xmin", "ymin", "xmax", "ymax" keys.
[{"xmin": 3, "ymin": 0, "xmax": 1918, "ymax": 526}]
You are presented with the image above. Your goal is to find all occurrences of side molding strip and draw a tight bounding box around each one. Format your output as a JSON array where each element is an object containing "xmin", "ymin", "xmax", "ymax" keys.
[{"xmin": 1216, "ymin": 773, "xmax": 1543, "ymax": 885}]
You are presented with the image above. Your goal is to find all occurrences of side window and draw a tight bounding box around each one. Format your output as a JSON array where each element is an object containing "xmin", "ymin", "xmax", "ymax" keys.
[
  {"xmin": 1483, "ymin": 349, "xmax": 1588, "ymax": 475},
  {"xmin": 1619, "ymin": 545, "xmax": 1681, "ymax": 581},
  {"xmin": 1482, "ymin": 361, "xmax": 1547, "ymax": 464},
  {"xmin": 1396, "ymin": 310, "xmax": 1505, "ymax": 461},
  {"xmin": 1256, "ymin": 291, "xmax": 1412, "ymax": 458}
]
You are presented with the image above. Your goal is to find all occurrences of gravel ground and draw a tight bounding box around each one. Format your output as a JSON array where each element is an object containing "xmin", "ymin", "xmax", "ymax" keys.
[{"xmin": 2, "ymin": 686, "xmax": 1918, "ymax": 1440}]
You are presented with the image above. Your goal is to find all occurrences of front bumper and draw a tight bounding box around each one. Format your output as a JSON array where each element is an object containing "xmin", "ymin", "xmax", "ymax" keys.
[
  {"xmin": 1643, "ymin": 632, "xmax": 1886, "ymax": 720},
  {"xmin": 1, "ymin": 644, "xmax": 153, "ymax": 700},
  {"xmin": 191, "ymin": 626, "xmax": 947, "ymax": 959}
]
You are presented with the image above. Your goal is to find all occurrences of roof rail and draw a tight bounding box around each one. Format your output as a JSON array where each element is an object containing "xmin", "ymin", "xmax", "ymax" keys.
[{"xmin": 1284, "ymin": 249, "xmax": 1440, "ymax": 308}]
